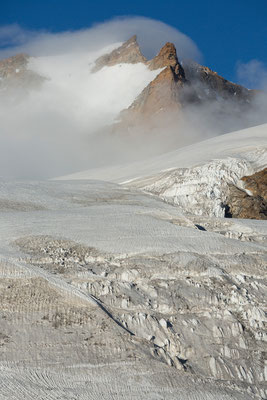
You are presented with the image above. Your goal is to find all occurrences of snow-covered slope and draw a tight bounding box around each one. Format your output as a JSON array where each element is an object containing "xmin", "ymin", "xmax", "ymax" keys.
[
  {"xmin": 1, "ymin": 38, "xmax": 267, "ymax": 400},
  {"xmin": 57, "ymin": 124, "xmax": 267, "ymax": 217},
  {"xmin": 0, "ymin": 179, "xmax": 266, "ymax": 399},
  {"xmin": 58, "ymin": 124, "xmax": 267, "ymax": 182},
  {"xmin": 28, "ymin": 51, "xmax": 162, "ymax": 131},
  {"xmin": 1, "ymin": 125, "xmax": 266, "ymax": 399},
  {"xmin": 0, "ymin": 47, "xmax": 162, "ymax": 178}
]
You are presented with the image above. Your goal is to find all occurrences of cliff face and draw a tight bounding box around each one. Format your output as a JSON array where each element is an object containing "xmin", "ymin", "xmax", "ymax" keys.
[
  {"xmin": 113, "ymin": 42, "xmax": 197, "ymax": 131},
  {"xmin": 122, "ymin": 44, "xmax": 186, "ymax": 115}
]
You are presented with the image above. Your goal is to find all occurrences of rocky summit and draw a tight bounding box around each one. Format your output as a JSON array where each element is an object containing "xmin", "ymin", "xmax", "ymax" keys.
[
  {"xmin": 91, "ymin": 36, "xmax": 260, "ymax": 135},
  {"xmin": 92, "ymin": 35, "xmax": 147, "ymax": 72},
  {"xmin": 148, "ymin": 41, "xmax": 185, "ymax": 73}
]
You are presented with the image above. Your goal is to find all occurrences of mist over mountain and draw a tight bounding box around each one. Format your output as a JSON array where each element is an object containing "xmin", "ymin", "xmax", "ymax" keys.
[{"xmin": 0, "ymin": 18, "xmax": 266, "ymax": 179}]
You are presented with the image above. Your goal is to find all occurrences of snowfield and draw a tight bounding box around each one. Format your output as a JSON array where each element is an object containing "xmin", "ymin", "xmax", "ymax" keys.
[
  {"xmin": 58, "ymin": 123, "xmax": 267, "ymax": 183},
  {"xmin": 58, "ymin": 123, "xmax": 267, "ymax": 217},
  {"xmin": 0, "ymin": 124, "xmax": 266, "ymax": 399}
]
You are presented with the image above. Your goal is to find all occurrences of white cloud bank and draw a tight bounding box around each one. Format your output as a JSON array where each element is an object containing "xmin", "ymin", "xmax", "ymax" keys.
[
  {"xmin": 0, "ymin": 17, "xmax": 202, "ymax": 61},
  {"xmin": 0, "ymin": 17, "xmax": 203, "ymax": 179},
  {"xmin": 0, "ymin": 17, "xmax": 265, "ymax": 180}
]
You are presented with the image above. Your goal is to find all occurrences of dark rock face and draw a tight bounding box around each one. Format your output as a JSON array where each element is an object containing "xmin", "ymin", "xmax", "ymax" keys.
[
  {"xmin": 226, "ymin": 185, "xmax": 267, "ymax": 220},
  {"xmin": 92, "ymin": 35, "xmax": 147, "ymax": 72},
  {"xmin": 183, "ymin": 61, "xmax": 254, "ymax": 104},
  {"xmin": 226, "ymin": 168, "xmax": 267, "ymax": 220}
]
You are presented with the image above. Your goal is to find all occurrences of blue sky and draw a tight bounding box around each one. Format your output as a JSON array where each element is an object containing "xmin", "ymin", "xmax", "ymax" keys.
[{"xmin": 0, "ymin": 0, "xmax": 266, "ymax": 84}]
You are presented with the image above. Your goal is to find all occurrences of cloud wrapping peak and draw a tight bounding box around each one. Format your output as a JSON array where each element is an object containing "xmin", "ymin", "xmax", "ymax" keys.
[
  {"xmin": 0, "ymin": 17, "xmax": 265, "ymax": 180},
  {"xmin": 0, "ymin": 17, "xmax": 204, "ymax": 179},
  {"xmin": 0, "ymin": 17, "xmax": 202, "ymax": 61}
]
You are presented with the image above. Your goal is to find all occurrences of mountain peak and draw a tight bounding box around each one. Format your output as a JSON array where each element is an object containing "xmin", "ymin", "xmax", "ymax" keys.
[
  {"xmin": 149, "ymin": 42, "xmax": 178, "ymax": 69},
  {"xmin": 92, "ymin": 35, "xmax": 147, "ymax": 72},
  {"xmin": 126, "ymin": 34, "xmax": 138, "ymax": 44},
  {"xmin": 148, "ymin": 42, "xmax": 186, "ymax": 82}
]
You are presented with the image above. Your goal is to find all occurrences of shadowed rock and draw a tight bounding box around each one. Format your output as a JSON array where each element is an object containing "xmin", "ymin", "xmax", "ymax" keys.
[
  {"xmin": 226, "ymin": 168, "xmax": 267, "ymax": 220},
  {"xmin": 183, "ymin": 60, "xmax": 255, "ymax": 103},
  {"xmin": 226, "ymin": 185, "xmax": 267, "ymax": 219},
  {"xmin": 242, "ymin": 167, "xmax": 267, "ymax": 200}
]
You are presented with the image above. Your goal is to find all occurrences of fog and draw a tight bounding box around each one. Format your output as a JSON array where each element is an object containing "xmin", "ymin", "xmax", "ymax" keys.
[
  {"xmin": 0, "ymin": 17, "xmax": 202, "ymax": 60},
  {"xmin": 237, "ymin": 59, "xmax": 267, "ymax": 90},
  {"xmin": 0, "ymin": 17, "xmax": 266, "ymax": 179}
]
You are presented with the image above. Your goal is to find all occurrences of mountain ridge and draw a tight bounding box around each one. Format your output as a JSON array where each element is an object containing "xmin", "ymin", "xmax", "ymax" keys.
[{"xmin": 91, "ymin": 36, "xmax": 259, "ymax": 135}]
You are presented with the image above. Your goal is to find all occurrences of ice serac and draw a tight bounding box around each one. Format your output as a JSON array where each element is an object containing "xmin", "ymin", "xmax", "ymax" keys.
[
  {"xmin": 92, "ymin": 35, "xmax": 147, "ymax": 72},
  {"xmin": 1, "ymin": 179, "xmax": 267, "ymax": 399}
]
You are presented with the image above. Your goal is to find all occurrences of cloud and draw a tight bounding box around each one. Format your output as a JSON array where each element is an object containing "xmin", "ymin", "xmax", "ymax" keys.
[
  {"xmin": 0, "ymin": 17, "xmax": 265, "ymax": 180},
  {"xmin": 0, "ymin": 17, "xmax": 202, "ymax": 61},
  {"xmin": 0, "ymin": 17, "xmax": 204, "ymax": 179},
  {"xmin": 0, "ymin": 24, "xmax": 35, "ymax": 48},
  {"xmin": 236, "ymin": 59, "xmax": 267, "ymax": 89}
]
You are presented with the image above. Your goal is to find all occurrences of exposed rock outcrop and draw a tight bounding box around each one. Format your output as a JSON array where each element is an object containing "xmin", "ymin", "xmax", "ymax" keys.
[
  {"xmin": 148, "ymin": 42, "xmax": 185, "ymax": 76},
  {"xmin": 120, "ymin": 64, "xmax": 184, "ymax": 120},
  {"xmin": 242, "ymin": 167, "xmax": 267, "ymax": 199},
  {"xmin": 183, "ymin": 60, "xmax": 254, "ymax": 103},
  {"xmin": 113, "ymin": 42, "xmax": 197, "ymax": 131},
  {"xmin": 92, "ymin": 35, "xmax": 147, "ymax": 72},
  {"xmin": 0, "ymin": 53, "xmax": 29, "ymax": 78},
  {"xmin": 226, "ymin": 185, "xmax": 267, "ymax": 219},
  {"xmin": 0, "ymin": 53, "xmax": 45, "ymax": 92},
  {"xmin": 96, "ymin": 36, "xmax": 258, "ymax": 136},
  {"xmin": 225, "ymin": 168, "xmax": 267, "ymax": 219}
]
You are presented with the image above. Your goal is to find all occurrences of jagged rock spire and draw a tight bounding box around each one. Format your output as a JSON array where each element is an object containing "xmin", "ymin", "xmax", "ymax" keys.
[
  {"xmin": 115, "ymin": 42, "xmax": 189, "ymax": 123},
  {"xmin": 92, "ymin": 35, "xmax": 147, "ymax": 72},
  {"xmin": 148, "ymin": 42, "xmax": 186, "ymax": 81},
  {"xmin": 149, "ymin": 42, "xmax": 179, "ymax": 69}
]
